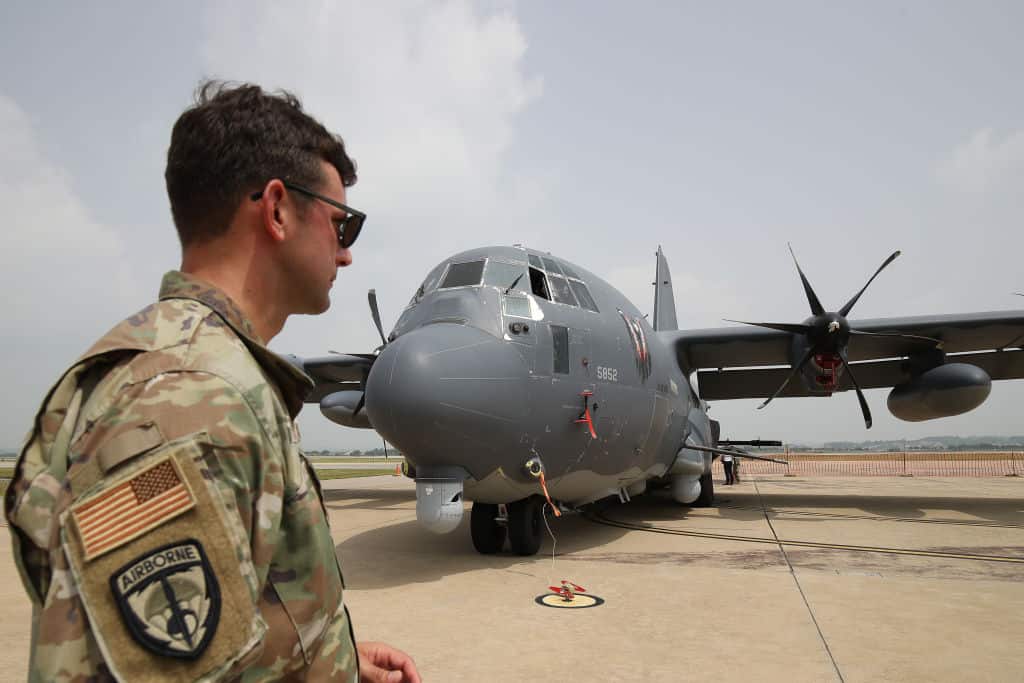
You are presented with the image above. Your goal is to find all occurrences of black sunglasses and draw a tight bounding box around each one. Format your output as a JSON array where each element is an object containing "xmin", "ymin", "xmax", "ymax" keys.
[{"xmin": 250, "ymin": 181, "xmax": 366, "ymax": 248}]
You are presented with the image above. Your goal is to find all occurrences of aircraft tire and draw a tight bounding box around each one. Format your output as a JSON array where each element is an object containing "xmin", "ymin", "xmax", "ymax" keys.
[
  {"xmin": 507, "ymin": 496, "xmax": 544, "ymax": 556},
  {"xmin": 693, "ymin": 471, "xmax": 714, "ymax": 507},
  {"xmin": 470, "ymin": 502, "xmax": 506, "ymax": 554}
]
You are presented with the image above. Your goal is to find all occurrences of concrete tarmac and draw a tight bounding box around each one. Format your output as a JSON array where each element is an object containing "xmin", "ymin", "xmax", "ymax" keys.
[{"xmin": 1, "ymin": 475, "xmax": 1021, "ymax": 682}]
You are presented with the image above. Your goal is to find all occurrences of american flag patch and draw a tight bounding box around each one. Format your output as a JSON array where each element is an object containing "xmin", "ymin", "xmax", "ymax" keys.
[{"xmin": 71, "ymin": 457, "xmax": 196, "ymax": 561}]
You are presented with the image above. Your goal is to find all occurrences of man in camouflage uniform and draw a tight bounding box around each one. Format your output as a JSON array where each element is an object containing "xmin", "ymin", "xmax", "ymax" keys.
[{"xmin": 5, "ymin": 83, "xmax": 420, "ymax": 683}]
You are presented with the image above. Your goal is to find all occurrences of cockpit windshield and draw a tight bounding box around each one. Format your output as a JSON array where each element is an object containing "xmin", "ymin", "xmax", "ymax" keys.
[
  {"xmin": 541, "ymin": 256, "xmax": 563, "ymax": 275},
  {"xmin": 548, "ymin": 274, "xmax": 578, "ymax": 306},
  {"xmin": 484, "ymin": 260, "xmax": 528, "ymax": 293},
  {"xmin": 569, "ymin": 279, "xmax": 599, "ymax": 312},
  {"xmin": 522, "ymin": 253, "xmax": 599, "ymax": 312},
  {"xmin": 409, "ymin": 261, "xmax": 447, "ymax": 306},
  {"xmin": 440, "ymin": 260, "xmax": 485, "ymax": 289}
]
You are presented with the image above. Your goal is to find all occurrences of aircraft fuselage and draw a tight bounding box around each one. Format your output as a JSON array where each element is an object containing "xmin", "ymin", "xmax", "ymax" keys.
[{"xmin": 363, "ymin": 246, "xmax": 712, "ymax": 515}]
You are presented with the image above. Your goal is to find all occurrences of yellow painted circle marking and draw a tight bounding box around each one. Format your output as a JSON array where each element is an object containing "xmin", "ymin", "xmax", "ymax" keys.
[{"xmin": 536, "ymin": 593, "xmax": 605, "ymax": 609}]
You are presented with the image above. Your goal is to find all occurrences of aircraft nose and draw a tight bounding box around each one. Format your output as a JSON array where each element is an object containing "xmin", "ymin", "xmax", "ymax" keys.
[{"xmin": 364, "ymin": 323, "xmax": 530, "ymax": 476}]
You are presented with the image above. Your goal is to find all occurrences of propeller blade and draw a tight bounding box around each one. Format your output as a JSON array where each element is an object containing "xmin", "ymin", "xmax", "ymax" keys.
[
  {"xmin": 758, "ymin": 346, "xmax": 815, "ymax": 410},
  {"xmin": 839, "ymin": 357, "xmax": 872, "ymax": 429},
  {"xmin": 849, "ymin": 329, "xmax": 942, "ymax": 347},
  {"xmin": 838, "ymin": 250, "xmax": 900, "ymax": 317},
  {"xmin": 788, "ymin": 243, "xmax": 825, "ymax": 316},
  {"xmin": 368, "ymin": 289, "xmax": 387, "ymax": 347},
  {"xmin": 351, "ymin": 391, "xmax": 366, "ymax": 417},
  {"xmin": 724, "ymin": 319, "xmax": 813, "ymax": 334}
]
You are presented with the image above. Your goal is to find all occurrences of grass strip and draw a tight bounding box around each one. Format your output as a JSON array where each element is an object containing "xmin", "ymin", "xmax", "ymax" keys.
[{"xmin": 312, "ymin": 468, "xmax": 400, "ymax": 480}]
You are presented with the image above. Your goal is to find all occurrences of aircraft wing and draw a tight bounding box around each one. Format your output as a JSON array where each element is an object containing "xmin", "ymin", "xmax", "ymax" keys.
[
  {"xmin": 670, "ymin": 311, "xmax": 1024, "ymax": 400},
  {"xmin": 286, "ymin": 353, "xmax": 374, "ymax": 403}
]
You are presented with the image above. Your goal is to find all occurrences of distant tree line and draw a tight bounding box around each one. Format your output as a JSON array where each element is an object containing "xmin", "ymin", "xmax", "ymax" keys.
[{"xmin": 304, "ymin": 447, "xmax": 402, "ymax": 457}]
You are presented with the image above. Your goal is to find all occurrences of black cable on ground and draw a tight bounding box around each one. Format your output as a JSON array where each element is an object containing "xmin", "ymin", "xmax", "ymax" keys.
[{"xmin": 753, "ymin": 479, "xmax": 846, "ymax": 683}]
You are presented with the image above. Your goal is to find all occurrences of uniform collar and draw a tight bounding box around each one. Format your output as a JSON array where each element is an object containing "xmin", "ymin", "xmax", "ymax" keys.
[
  {"xmin": 159, "ymin": 270, "xmax": 263, "ymax": 343},
  {"xmin": 159, "ymin": 271, "xmax": 314, "ymax": 417}
]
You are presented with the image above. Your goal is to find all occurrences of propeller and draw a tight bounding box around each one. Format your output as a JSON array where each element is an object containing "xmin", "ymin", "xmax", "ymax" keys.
[
  {"xmin": 756, "ymin": 346, "xmax": 815, "ymax": 411},
  {"xmin": 369, "ymin": 289, "xmax": 387, "ymax": 348},
  {"xmin": 839, "ymin": 356, "xmax": 872, "ymax": 429},
  {"xmin": 726, "ymin": 245, "xmax": 941, "ymax": 428},
  {"xmin": 352, "ymin": 289, "xmax": 389, "ymax": 419}
]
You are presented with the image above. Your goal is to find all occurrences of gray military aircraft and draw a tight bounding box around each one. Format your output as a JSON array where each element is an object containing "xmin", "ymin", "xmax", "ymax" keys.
[{"xmin": 290, "ymin": 245, "xmax": 1024, "ymax": 555}]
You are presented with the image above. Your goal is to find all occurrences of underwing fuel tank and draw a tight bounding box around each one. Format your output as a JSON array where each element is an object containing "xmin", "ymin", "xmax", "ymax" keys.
[{"xmin": 887, "ymin": 363, "xmax": 991, "ymax": 422}]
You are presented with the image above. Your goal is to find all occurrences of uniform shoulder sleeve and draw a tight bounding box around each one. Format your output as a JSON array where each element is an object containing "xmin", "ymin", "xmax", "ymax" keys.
[
  {"xmin": 36, "ymin": 370, "xmax": 290, "ymax": 681},
  {"xmin": 72, "ymin": 367, "xmax": 290, "ymax": 573}
]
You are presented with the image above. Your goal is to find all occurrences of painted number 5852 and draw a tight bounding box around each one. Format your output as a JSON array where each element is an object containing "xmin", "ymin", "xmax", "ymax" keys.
[{"xmin": 596, "ymin": 366, "xmax": 618, "ymax": 382}]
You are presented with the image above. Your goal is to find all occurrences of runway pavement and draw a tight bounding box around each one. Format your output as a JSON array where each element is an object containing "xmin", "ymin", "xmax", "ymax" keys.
[{"xmin": 1, "ymin": 474, "xmax": 1021, "ymax": 681}]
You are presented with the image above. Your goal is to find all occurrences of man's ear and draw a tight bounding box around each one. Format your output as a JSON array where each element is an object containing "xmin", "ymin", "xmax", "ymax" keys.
[{"xmin": 257, "ymin": 179, "xmax": 291, "ymax": 243}]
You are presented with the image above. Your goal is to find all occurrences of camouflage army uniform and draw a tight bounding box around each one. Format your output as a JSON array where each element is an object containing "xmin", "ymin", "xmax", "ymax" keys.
[{"xmin": 5, "ymin": 271, "xmax": 359, "ymax": 682}]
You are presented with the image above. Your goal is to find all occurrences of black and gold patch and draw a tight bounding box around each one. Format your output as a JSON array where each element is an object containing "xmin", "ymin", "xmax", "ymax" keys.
[{"xmin": 110, "ymin": 540, "xmax": 220, "ymax": 659}]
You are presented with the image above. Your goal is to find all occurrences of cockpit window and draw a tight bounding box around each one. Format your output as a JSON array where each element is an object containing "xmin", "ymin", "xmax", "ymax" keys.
[
  {"xmin": 484, "ymin": 260, "xmax": 527, "ymax": 292},
  {"xmin": 559, "ymin": 261, "xmax": 581, "ymax": 279},
  {"xmin": 548, "ymin": 274, "xmax": 578, "ymax": 306},
  {"xmin": 569, "ymin": 279, "xmax": 599, "ymax": 312},
  {"xmin": 541, "ymin": 256, "xmax": 563, "ymax": 275},
  {"xmin": 440, "ymin": 260, "xmax": 485, "ymax": 288},
  {"xmin": 529, "ymin": 267, "xmax": 550, "ymax": 300},
  {"xmin": 503, "ymin": 295, "xmax": 531, "ymax": 318},
  {"xmin": 521, "ymin": 254, "xmax": 597, "ymax": 312},
  {"xmin": 408, "ymin": 261, "xmax": 447, "ymax": 306}
]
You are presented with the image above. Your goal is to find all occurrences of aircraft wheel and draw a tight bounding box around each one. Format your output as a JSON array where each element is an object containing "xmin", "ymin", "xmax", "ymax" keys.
[
  {"xmin": 507, "ymin": 495, "xmax": 545, "ymax": 556},
  {"xmin": 693, "ymin": 471, "xmax": 715, "ymax": 507},
  {"xmin": 470, "ymin": 502, "xmax": 506, "ymax": 554}
]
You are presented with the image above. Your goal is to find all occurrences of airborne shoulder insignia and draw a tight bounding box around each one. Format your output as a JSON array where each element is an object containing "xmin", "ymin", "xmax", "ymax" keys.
[{"xmin": 109, "ymin": 540, "xmax": 221, "ymax": 659}]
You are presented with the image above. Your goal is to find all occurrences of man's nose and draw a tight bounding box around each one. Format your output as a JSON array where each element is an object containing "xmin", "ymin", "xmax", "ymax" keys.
[{"xmin": 336, "ymin": 246, "xmax": 353, "ymax": 267}]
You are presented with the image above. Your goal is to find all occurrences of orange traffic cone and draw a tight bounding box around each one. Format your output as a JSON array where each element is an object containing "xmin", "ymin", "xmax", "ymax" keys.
[{"xmin": 393, "ymin": 464, "xmax": 401, "ymax": 476}]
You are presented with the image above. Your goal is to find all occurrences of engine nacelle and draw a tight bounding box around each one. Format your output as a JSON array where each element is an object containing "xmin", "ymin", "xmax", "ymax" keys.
[
  {"xmin": 320, "ymin": 390, "xmax": 372, "ymax": 429},
  {"xmin": 887, "ymin": 363, "xmax": 991, "ymax": 422}
]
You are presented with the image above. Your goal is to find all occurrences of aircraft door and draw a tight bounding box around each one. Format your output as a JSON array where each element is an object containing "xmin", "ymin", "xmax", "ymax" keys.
[{"xmin": 531, "ymin": 323, "xmax": 598, "ymax": 457}]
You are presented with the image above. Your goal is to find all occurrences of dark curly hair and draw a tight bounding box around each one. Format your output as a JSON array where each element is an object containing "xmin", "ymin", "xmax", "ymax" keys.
[{"xmin": 165, "ymin": 80, "xmax": 357, "ymax": 247}]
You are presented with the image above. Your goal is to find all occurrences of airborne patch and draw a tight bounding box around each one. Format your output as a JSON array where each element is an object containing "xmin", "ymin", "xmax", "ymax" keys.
[{"xmin": 109, "ymin": 540, "xmax": 221, "ymax": 659}]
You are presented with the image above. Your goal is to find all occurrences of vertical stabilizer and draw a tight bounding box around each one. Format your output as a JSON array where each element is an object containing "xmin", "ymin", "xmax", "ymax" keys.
[{"xmin": 653, "ymin": 246, "xmax": 678, "ymax": 331}]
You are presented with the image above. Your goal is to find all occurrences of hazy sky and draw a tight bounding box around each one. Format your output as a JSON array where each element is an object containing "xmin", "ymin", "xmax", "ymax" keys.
[{"xmin": 2, "ymin": 1, "xmax": 1022, "ymax": 450}]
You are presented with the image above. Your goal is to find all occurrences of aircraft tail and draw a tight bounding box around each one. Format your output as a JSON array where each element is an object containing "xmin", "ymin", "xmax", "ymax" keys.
[{"xmin": 652, "ymin": 246, "xmax": 678, "ymax": 331}]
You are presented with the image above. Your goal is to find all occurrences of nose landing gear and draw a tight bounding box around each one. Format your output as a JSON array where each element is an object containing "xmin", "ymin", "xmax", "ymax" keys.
[
  {"xmin": 470, "ymin": 502, "xmax": 506, "ymax": 554},
  {"xmin": 507, "ymin": 495, "xmax": 545, "ymax": 556},
  {"xmin": 470, "ymin": 495, "xmax": 547, "ymax": 556}
]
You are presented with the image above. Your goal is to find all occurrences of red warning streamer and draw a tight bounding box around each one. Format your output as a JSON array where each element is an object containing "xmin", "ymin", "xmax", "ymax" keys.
[
  {"xmin": 538, "ymin": 471, "xmax": 562, "ymax": 517},
  {"xmin": 575, "ymin": 390, "xmax": 597, "ymax": 439}
]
